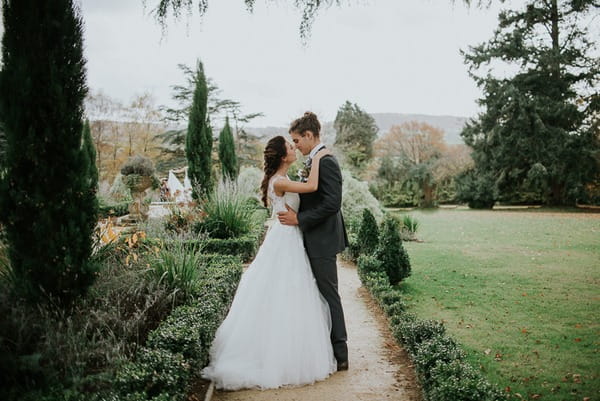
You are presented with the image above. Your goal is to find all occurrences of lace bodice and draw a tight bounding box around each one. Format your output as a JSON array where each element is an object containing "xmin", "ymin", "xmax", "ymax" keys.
[{"xmin": 268, "ymin": 175, "xmax": 300, "ymax": 214}]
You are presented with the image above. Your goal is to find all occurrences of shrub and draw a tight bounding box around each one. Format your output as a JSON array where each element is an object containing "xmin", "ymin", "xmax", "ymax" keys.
[
  {"xmin": 413, "ymin": 334, "xmax": 465, "ymax": 386},
  {"xmin": 401, "ymin": 214, "xmax": 419, "ymax": 241},
  {"xmin": 392, "ymin": 318, "xmax": 446, "ymax": 355},
  {"xmin": 375, "ymin": 216, "xmax": 411, "ymax": 285},
  {"xmin": 341, "ymin": 170, "xmax": 383, "ymax": 224},
  {"xmin": 115, "ymin": 347, "xmax": 191, "ymax": 400},
  {"xmin": 98, "ymin": 200, "xmax": 130, "ymax": 218},
  {"xmin": 120, "ymin": 155, "xmax": 155, "ymax": 177},
  {"xmin": 427, "ymin": 359, "xmax": 507, "ymax": 401},
  {"xmin": 357, "ymin": 208, "xmax": 379, "ymax": 255},
  {"xmin": 149, "ymin": 240, "xmax": 204, "ymax": 297},
  {"xmin": 195, "ymin": 180, "xmax": 255, "ymax": 239},
  {"xmin": 357, "ymin": 254, "xmax": 384, "ymax": 277}
]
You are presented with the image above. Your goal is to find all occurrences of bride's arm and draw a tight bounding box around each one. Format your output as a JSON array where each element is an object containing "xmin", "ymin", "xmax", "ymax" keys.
[{"xmin": 274, "ymin": 149, "xmax": 331, "ymax": 194}]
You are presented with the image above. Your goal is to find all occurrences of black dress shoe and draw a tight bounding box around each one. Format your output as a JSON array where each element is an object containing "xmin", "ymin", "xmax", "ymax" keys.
[{"xmin": 337, "ymin": 361, "xmax": 349, "ymax": 371}]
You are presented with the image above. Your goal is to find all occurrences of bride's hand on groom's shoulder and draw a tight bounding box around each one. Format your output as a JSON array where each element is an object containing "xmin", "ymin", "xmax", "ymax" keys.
[{"xmin": 314, "ymin": 148, "xmax": 332, "ymax": 162}]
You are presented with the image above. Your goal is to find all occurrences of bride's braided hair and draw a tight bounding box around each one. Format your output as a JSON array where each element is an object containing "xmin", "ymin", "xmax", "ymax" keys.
[{"xmin": 261, "ymin": 136, "xmax": 287, "ymax": 207}]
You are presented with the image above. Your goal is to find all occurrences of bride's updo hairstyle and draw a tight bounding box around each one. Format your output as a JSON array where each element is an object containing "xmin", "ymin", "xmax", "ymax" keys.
[
  {"xmin": 289, "ymin": 111, "xmax": 321, "ymax": 137},
  {"xmin": 261, "ymin": 135, "xmax": 288, "ymax": 207}
]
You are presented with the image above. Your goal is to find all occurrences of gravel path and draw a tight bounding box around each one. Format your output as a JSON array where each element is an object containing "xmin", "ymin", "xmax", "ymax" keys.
[{"xmin": 210, "ymin": 259, "xmax": 422, "ymax": 401}]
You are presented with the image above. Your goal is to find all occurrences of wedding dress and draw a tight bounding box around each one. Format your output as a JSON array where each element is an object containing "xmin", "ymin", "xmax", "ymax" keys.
[{"xmin": 201, "ymin": 175, "xmax": 337, "ymax": 390}]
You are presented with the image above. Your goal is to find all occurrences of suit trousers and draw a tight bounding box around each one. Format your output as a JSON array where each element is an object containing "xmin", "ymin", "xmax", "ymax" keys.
[{"xmin": 309, "ymin": 254, "xmax": 348, "ymax": 362}]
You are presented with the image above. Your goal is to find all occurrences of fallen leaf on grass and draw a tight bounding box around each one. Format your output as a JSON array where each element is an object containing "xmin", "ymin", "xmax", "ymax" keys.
[
  {"xmin": 531, "ymin": 395, "xmax": 541, "ymax": 399},
  {"xmin": 574, "ymin": 338, "xmax": 582, "ymax": 342},
  {"xmin": 484, "ymin": 348, "xmax": 491, "ymax": 355}
]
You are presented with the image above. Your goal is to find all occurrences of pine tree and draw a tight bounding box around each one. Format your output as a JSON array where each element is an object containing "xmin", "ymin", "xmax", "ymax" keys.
[
  {"xmin": 461, "ymin": 0, "xmax": 599, "ymax": 206},
  {"xmin": 218, "ymin": 117, "xmax": 239, "ymax": 180},
  {"xmin": 0, "ymin": 0, "xmax": 98, "ymax": 303},
  {"xmin": 375, "ymin": 216, "xmax": 411, "ymax": 285},
  {"xmin": 186, "ymin": 60, "xmax": 213, "ymax": 198},
  {"xmin": 334, "ymin": 101, "xmax": 379, "ymax": 171}
]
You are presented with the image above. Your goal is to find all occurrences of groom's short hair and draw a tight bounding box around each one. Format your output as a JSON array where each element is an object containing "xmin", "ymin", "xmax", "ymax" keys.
[{"xmin": 289, "ymin": 111, "xmax": 321, "ymax": 138}]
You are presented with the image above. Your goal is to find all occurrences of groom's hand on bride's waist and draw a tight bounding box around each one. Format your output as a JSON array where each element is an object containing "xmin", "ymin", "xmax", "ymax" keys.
[{"xmin": 277, "ymin": 204, "xmax": 298, "ymax": 226}]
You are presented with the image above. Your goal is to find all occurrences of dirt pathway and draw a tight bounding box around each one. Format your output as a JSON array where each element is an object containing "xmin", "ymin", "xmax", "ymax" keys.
[{"xmin": 211, "ymin": 259, "xmax": 422, "ymax": 401}]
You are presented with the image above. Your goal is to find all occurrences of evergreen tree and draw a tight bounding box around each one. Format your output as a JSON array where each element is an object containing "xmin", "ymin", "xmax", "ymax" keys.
[
  {"xmin": 334, "ymin": 101, "xmax": 379, "ymax": 171},
  {"xmin": 186, "ymin": 60, "xmax": 213, "ymax": 198},
  {"xmin": 82, "ymin": 119, "xmax": 98, "ymax": 190},
  {"xmin": 357, "ymin": 208, "xmax": 379, "ymax": 256},
  {"xmin": 218, "ymin": 116, "xmax": 239, "ymax": 180},
  {"xmin": 375, "ymin": 216, "xmax": 411, "ymax": 285},
  {"xmin": 0, "ymin": 0, "xmax": 98, "ymax": 303},
  {"xmin": 461, "ymin": 0, "xmax": 599, "ymax": 206}
]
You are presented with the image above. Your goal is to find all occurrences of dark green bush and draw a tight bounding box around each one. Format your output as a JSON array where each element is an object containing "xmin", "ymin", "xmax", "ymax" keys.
[
  {"xmin": 98, "ymin": 201, "xmax": 130, "ymax": 218},
  {"xmin": 204, "ymin": 235, "xmax": 257, "ymax": 262},
  {"xmin": 392, "ymin": 318, "xmax": 446, "ymax": 355},
  {"xmin": 357, "ymin": 208, "xmax": 379, "ymax": 255},
  {"xmin": 115, "ymin": 347, "xmax": 191, "ymax": 400},
  {"xmin": 375, "ymin": 216, "xmax": 411, "ymax": 285},
  {"xmin": 427, "ymin": 359, "xmax": 507, "ymax": 401},
  {"xmin": 413, "ymin": 334, "xmax": 465, "ymax": 387},
  {"xmin": 357, "ymin": 254, "xmax": 384, "ymax": 277}
]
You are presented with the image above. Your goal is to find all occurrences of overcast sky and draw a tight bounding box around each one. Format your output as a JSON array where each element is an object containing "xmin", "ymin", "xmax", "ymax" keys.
[{"xmin": 7, "ymin": 1, "xmax": 508, "ymax": 126}]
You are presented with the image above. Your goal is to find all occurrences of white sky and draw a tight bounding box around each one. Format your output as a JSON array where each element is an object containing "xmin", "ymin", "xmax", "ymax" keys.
[{"xmin": 6, "ymin": 0, "xmax": 507, "ymax": 126}]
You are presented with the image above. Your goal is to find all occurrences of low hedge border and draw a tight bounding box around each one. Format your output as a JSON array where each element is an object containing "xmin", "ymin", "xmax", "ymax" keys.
[
  {"xmin": 110, "ymin": 254, "xmax": 243, "ymax": 401},
  {"xmin": 357, "ymin": 255, "xmax": 507, "ymax": 401},
  {"xmin": 98, "ymin": 202, "xmax": 130, "ymax": 218}
]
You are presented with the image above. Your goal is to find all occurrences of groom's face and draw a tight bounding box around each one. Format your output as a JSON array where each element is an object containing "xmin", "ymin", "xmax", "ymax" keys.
[{"xmin": 290, "ymin": 130, "xmax": 313, "ymax": 156}]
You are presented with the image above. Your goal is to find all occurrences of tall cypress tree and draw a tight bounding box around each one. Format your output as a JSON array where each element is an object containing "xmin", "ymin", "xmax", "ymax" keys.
[
  {"xmin": 460, "ymin": 0, "xmax": 599, "ymax": 206},
  {"xmin": 0, "ymin": 0, "xmax": 98, "ymax": 303},
  {"xmin": 218, "ymin": 116, "xmax": 239, "ymax": 180},
  {"xmin": 186, "ymin": 60, "xmax": 213, "ymax": 198}
]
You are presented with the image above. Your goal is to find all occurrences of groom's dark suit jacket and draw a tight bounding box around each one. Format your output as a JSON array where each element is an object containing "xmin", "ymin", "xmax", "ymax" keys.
[{"xmin": 298, "ymin": 155, "xmax": 349, "ymax": 258}]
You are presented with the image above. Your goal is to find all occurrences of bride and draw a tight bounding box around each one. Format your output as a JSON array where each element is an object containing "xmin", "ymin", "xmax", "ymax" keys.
[{"xmin": 201, "ymin": 135, "xmax": 337, "ymax": 390}]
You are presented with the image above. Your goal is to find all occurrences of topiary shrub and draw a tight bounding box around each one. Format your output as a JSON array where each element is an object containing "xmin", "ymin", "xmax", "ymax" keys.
[
  {"xmin": 375, "ymin": 215, "xmax": 411, "ymax": 285},
  {"xmin": 357, "ymin": 208, "xmax": 379, "ymax": 255},
  {"xmin": 357, "ymin": 255, "xmax": 384, "ymax": 278}
]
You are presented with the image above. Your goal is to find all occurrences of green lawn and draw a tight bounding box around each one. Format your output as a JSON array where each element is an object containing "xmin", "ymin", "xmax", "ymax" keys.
[{"xmin": 393, "ymin": 209, "xmax": 599, "ymax": 401}]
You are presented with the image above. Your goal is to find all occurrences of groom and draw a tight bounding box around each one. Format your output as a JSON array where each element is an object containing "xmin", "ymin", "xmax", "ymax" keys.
[{"xmin": 277, "ymin": 112, "xmax": 349, "ymax": 371}]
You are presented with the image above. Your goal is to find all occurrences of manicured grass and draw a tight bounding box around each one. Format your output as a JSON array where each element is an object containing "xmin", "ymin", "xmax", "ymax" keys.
[{"xmin": 393, "ymin": 209, "xmax": 599, "ymax": 401}]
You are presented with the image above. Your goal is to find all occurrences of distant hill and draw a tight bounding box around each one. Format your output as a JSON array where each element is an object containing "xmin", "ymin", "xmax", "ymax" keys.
[{"xmin": 245, "ymin": 113, "xmax": 470, "ymax": 145}]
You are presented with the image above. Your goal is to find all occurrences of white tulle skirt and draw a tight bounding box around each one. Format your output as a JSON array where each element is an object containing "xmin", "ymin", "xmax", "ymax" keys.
[{"xmin": 201, "ymin": 221, "xmax": 337, "ymax": 390}]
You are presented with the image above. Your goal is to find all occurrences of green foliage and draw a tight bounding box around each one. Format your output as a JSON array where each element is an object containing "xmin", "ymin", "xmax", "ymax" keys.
[
  {"xmin": 461, "ymin": 0, "xmax": 600, "ymax": 206},
  {"xmin": 112, "ymin": 253, "xmax": 243, "ymax": 401},
  {"xmin": 149, "ymin": 240, "xmax": 204, "ymax": 298},
  {"xmin": 0, "ymin": 0, "xmax": 98, "ymax": 303},
  {"xmin": 375, "ymin": 216, "xmax": 411, "ymax": 285},
  {"xmin": 358, "ymin": 267, "xmax": 506, "ymax": 401},
  {"xmin": 341, "ymin": 170, "xmax": 383, "ymax": 224},
  {"xmin": 108, "ymin": 173, "xmax": 133, "ymax": 202},
  {"xmin": 218, "ymin": 116, "xmax": 238, "ymax": 180},
  {"xmin": 334, "ymin": 101, "xmax": 378, "ymax": 171},
  {"xmin": 98, "ymin": 199, "xmax": 130, "ymax": 218},
  {"xmin": 400, "ymin": 214, "xmax": 419, "ymax": 240},
  {"xmin": 357, "ymin": 208, "xmax": 379, "ymax": 255},
  {"xmin": 357, "ymin": 254, "xmax": 384, "ymax": 276},
  {"xmin": 82, "ymin": 119, "xmax": 98, "ymax": 191},
  {"xmin": 186, "ymin": 60, "xmax": 213, "ymax": 198},
  {"xmin": 120, "ymin": 155, "xmax": 156, "ymax": 177},
  {"xmin": 115, "ymin": 347, "xmax": 191, "ymax": 400},
  {"xmin": 455, "ymin": 168, "xmax": 496, "ymax": 208},
  {"xmin": 195, "ymin": 179, "xmax": 256, "ymax": 239}
]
